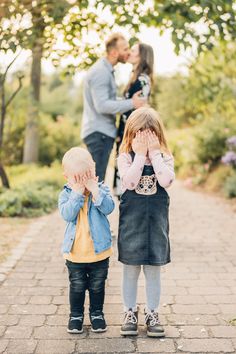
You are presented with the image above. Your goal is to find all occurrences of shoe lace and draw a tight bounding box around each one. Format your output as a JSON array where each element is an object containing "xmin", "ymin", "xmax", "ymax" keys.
[
  {"xmin": 145, "ymin": 311, "xmax": 160, "ymax": 326},
  {"xmin": 70, "ymin": 316, "xmax": 83, "ymax": 321},
  {"xmin": 124, "ymin": 310, "xmax": 137, "ymax": 325},
  {"xmin": 91, "ymin": 314, "xmax": 104, "ymax": 321}
]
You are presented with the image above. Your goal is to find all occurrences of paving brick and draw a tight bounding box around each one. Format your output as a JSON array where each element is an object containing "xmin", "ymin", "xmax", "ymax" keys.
[
  {"xmin": 204, "ymin": 295, "xmax": 236, "ymax": 304},
  {"xmin": 8, "ymin": 272, "xmax": 35, "ymax": 280},
  {"xmin": 0, "ymin": 287, "xmax": 21, "ymax": 296},
  {"xmin": 9, "ymin": 304, "xmax": 57, "ymax": 315},
  {"xmin": 75, "ymin": 338, "xmax": 135, "ymax": 353},
  {"xmin": 0, "ymin": 325, "xmax": 6, "ymax": 336},
  {"xmin": 29, "ymin": 296, "xmax": 52, "ymax": 304},
  {"xmin": 38, "ymin": 279, "xmax": 67, "ymax": 287},
  {"xmin": 45, "ymin": 315, "xmax": 68, "ymax": 326},
  {"xmin": 3, "ymin": 279, "xmax": 38, "ymax": 287},
  {"xmin": 176, "ymin": 338, "xmax": 235, "ymax": 352},
  {"xmin": 4, "ymin": 325, "xmax": 33, "ymax": 339},
  {"xmin": 0, "ymin": 315, "xmax": 19, "ymax": 326},
  {"xmin": 137, "ymin": 338, "xmax": 175, "ymax": 353},
  {"xmin": 175, "ymin": 295, "xmax": 205, "ymax": 304},
  {"xmin": 0, "ymin": 295, "xmax": 29, "ymax": 305},
  {"xmin": 166, "ymin": 314, "xmax": 220, "ymax": 325},
  {"xmin": 218, "ymin": 304, "xmax": 236, "ymax": 314},
  {"xmin": 210, "ymin": 325, "xmax": 236, "ymax": 338},
  {"xmin": 33, "ymin": 325, "xmax": 87, "ymax": 339},
  {"xmin": 18, "ymin": 315, "xmax": 46, "ymax": 327},
  {"xmin": 172, "ymin": 304, "xmax": 220, "ymax": 315},
  {"xmin": 20, "ymin": 287, "xmax": 62, "ymax": 296},
  {"xmin": 188, "ymin": 287, "xmax": 231, "ymax": 295},
  {"xmin": 35, "ymin": 339, "xmax": 75, "ymax": 354},
  {"xmin": 180, "ymin": 325, "xmax": 209, "ymax": 338},
  {"xmin": 5, "ymin": 339, "xmax": 37, "ymax": 354},
  {"xmin": 0, "ymin": 340, "xmax": 8, "ymax": 353},
  {"xmin": 0, "ymin": 304, "xmax": 9, "ymax": 314},
  {"xmin": 52, "ymin": 295, "xmax": 68, "ymax": 305}
]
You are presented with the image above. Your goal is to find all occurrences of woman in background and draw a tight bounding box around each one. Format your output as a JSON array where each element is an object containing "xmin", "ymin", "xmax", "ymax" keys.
[{"xmin": 113, "ymin": 43, "xmax": 154, "ymax": 197}]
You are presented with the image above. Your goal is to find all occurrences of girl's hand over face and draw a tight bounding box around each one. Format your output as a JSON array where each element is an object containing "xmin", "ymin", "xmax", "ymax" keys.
[
  {"xmin": 132, "ymin": 130, "xmax": 148, "ymax": 156},
  {"xmin": 147, "ymin": 130, "xmax": 160, "ymax": 153}
]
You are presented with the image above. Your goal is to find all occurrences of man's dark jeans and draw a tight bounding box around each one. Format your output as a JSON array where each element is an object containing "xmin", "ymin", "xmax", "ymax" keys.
[
  {"xmin": 66, "ymin": 258, "xmax": 109, "ymax": 317},
  {"xmin": 84, "ymin": 132, "xmax": 114, "ymax": 182}
]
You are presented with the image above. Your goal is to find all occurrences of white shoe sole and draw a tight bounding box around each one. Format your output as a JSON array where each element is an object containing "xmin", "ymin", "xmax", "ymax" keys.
[
  {"xmin": 91, "ymin": 327, "xmax": 107, "ymax": 333},
  {"xmin": 147, "ymin": 330, "xmax": 165, "ymax": 337},
  {"xmin": 67, "ymin": 328, "xmax": 83, "ymax": 334},
  {"xmin": 120, "ymin": 330, "xmax": 138, "ymax": 336}
]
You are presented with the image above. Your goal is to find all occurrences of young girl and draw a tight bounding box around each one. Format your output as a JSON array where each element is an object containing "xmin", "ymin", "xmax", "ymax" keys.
[{"xmin": 117, "ymin": 107, "xmax": 175, "ymax": 337}]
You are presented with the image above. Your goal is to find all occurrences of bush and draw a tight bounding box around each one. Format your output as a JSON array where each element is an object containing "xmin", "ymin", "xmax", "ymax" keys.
[
  {"xmin": 194, "ymin": 117, "xmax": 236, "ymax": 168},
  {"xmin": 0, "ymin": 163, "xmax": 64, "ymax": 217},
  {"xmin": 0, "ymin": 182, "xmax": 59, "ymax": 217},
  {"xmin": 223, "ymin": 173, "xmax": 236, "ymax": 198},
  {"xmin": 167, "ymin": 128, "xmax": 196, "ymax": 176},
  {"xmin": 39, "ymin": 115, "xmax": 81, "ymax": 165}
]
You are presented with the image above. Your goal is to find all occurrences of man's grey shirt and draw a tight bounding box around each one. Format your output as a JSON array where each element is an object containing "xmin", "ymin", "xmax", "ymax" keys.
[{"xmin": 81, "ymin": 57, "xmax": 134, "ymax": 140}]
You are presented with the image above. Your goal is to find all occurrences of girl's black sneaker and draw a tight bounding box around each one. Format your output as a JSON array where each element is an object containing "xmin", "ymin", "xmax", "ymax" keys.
[
  {"xmin": 120, "ymin": 309, "xmax": 138, "ymax": 336},
  {"xmin": 67, "ymin": 315, "xmax": 84, "ymax": 334},
  {"xmin": 90, "ymin": 311, "xmax": 107, "ymax": 332},
  {"xmin": 145, "ymin": 311, "xmax": 165, "ymax": 337}
]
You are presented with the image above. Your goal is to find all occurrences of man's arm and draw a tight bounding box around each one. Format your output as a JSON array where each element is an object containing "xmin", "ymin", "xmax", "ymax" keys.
[{"xmin": 90, "ymin": 71, "xmax": 134, "ymax": 115}]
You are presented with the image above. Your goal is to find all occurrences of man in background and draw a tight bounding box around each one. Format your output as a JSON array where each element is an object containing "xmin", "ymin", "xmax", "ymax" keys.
[{"xmin": 81, "ymin": 33, "xmax": 146, "ymax": 182}]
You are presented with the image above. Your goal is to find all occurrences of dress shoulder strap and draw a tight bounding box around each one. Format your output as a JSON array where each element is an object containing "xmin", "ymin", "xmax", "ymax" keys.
[{"xmin": 129, "ymin": 151, "xmax": 135, "ymax": 161}]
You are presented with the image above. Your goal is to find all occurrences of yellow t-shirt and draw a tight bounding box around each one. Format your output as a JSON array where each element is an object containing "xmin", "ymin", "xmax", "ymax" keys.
[{"xmin": 64, "ymin": 193, "xmax": 112, "ymax": 263}]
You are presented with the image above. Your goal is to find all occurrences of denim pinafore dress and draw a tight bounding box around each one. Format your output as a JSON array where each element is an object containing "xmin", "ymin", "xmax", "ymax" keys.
[{"xmin": 118, "ymin": 152, "xmax": 171, "ymax": 266}]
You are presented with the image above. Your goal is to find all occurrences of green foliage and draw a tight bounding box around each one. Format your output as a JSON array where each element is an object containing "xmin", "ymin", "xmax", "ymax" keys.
[
  {"xmin": 194, "ymin": 117, "xmax": 236, "ymax": 168},
  {"xmin": 167, "ymin": 128, "xmax": 195, "ymax": 175},
  {"xmin": 0, "ymin": 183, "xmax": 58, "ymax": 217},
  {"xmin": 0, "ymin": 162, "xmax": 64, "ymax": 217},
  {"xmin": 223, "ymin": 173, "xmax": 236, "ymax": 198},
  {"xmin": 1, "ymin": 72, "xmax": 82, "ymax": 166},
  {"xmin": 148, "ymin": 1, "xmax": 236, "ymax": 53},
  {"xmin": 39, "ymin": 115, "xmax": 81, "ymax": 165},
  {"xmin": 1, "ymin": 0, "xmax": 235, "ymax": 69}
]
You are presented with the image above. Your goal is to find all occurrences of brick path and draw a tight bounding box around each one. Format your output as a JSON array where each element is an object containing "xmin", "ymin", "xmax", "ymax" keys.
[{"xmin": 0, "ymin": 181, "xmax": 236, "ymax": 353}]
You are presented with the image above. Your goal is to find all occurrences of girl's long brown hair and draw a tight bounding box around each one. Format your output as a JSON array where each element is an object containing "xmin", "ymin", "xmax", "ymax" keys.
[
  {"xmin": 124, "ymin": 43, "xmax": 154, "ymax": 95},
  {"xmin": 119, "ymin": 107, "xmax": 171, "ymax": 155}
]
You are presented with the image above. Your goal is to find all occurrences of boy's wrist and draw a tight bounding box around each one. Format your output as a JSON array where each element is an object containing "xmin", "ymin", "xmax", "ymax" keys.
[{"xmin": 91, "ymin": 185, "xmax": 99, "ymax": 200}]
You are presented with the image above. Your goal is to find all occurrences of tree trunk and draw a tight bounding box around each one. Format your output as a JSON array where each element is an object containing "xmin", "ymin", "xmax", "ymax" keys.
[
  {"xmin": 23, "ymin": 40, "xmax": 43, "ymax": 163},
  {"xmin": 0, "ymin": 162, "xmax": 10, "ymax": 188}
]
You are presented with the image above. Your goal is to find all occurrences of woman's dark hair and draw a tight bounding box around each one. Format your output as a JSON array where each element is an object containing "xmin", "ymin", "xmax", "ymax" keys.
[{"xmin": 124, "ymin": 43, "xmax": 154, "ymax": 94}]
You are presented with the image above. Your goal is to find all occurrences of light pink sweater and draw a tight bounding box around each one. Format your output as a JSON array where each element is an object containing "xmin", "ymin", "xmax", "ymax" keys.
[{"xmin": 117, "ymin": 150, "xmax": 175, "ymax": 192}]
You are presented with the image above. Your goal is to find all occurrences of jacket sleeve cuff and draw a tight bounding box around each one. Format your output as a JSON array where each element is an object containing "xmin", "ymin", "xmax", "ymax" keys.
[
  {"xmin": 70, "ymin": 190, "xmax": 85, "ymax": 201},
  {"xmin": 93, "ymin": 188, "xmax": 106, "ymax": 207}
]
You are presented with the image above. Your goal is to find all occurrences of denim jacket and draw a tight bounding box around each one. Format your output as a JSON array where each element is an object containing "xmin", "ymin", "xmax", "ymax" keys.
[{"xmin": 58, "ymin": 183, "xmax": 115, "ymax": 255}]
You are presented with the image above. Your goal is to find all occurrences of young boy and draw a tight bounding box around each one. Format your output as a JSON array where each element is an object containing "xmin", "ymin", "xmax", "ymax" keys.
[{"xmin": 58, "ymin": 147, "xmax": 114, "ymax": 334}]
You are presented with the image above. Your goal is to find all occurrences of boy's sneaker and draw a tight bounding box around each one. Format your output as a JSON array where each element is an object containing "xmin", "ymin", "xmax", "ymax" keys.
[
  {"xmin": 90, "ymin": 311, "xmax": 107, "ymax": 332},
  {"xmin": 145, "ymin": 311, "xmax": 165, "ymax": 337},
  {"xmin": 120, "ymin": 308, "xmax": 138, "ymax": 336},
  {"xmin": 67, "ymin": 315, "xmax": 84, "ymax": 334}
]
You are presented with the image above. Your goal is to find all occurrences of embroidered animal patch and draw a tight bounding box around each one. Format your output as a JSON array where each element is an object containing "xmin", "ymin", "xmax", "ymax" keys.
[{"xmin": 135, "ymin": 174, "xmax": 157, "ymax": 195}]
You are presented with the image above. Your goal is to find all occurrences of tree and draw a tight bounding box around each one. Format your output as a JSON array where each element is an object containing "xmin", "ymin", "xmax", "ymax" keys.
[
  {"xmin": 0, "ymin": 52, "xmax": 24, "ymax": 188},
  {"xmin": 0, "ymin": 0, "xmax": 235, "ymax": 162}
]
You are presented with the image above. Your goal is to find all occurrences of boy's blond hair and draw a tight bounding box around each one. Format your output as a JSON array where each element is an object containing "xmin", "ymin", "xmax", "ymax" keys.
[{"xmin": 62, "ymin": 147, "xmax": 94, "ymax": 175}]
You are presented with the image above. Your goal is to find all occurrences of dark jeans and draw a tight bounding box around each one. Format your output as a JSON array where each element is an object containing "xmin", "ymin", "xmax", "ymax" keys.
[
  {"xmin": 84, "ymin": 132, "xmax": 114, "ymax": 182},
  {"xmin": 66, "ymin": 258, "xmax": 109, "ymax": 317}
]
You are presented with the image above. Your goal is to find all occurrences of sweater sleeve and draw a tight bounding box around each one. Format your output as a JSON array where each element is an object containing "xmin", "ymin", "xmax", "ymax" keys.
[
  {"xmin": 90, "ymin": 71, "xmax": 134, "ymax": 115},
  {"xmin": 148, "ymin": 150, "xmax": 175, "ymax": 188},
  {"xmin": 117, "ymin": 153, "xmax": 146, "ymax": 191}
]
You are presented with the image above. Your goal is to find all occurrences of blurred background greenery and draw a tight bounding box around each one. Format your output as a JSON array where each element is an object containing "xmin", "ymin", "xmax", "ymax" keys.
[{"xmin": 1, "ymin": 0, "xmax": 236, "ymax": 217}]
